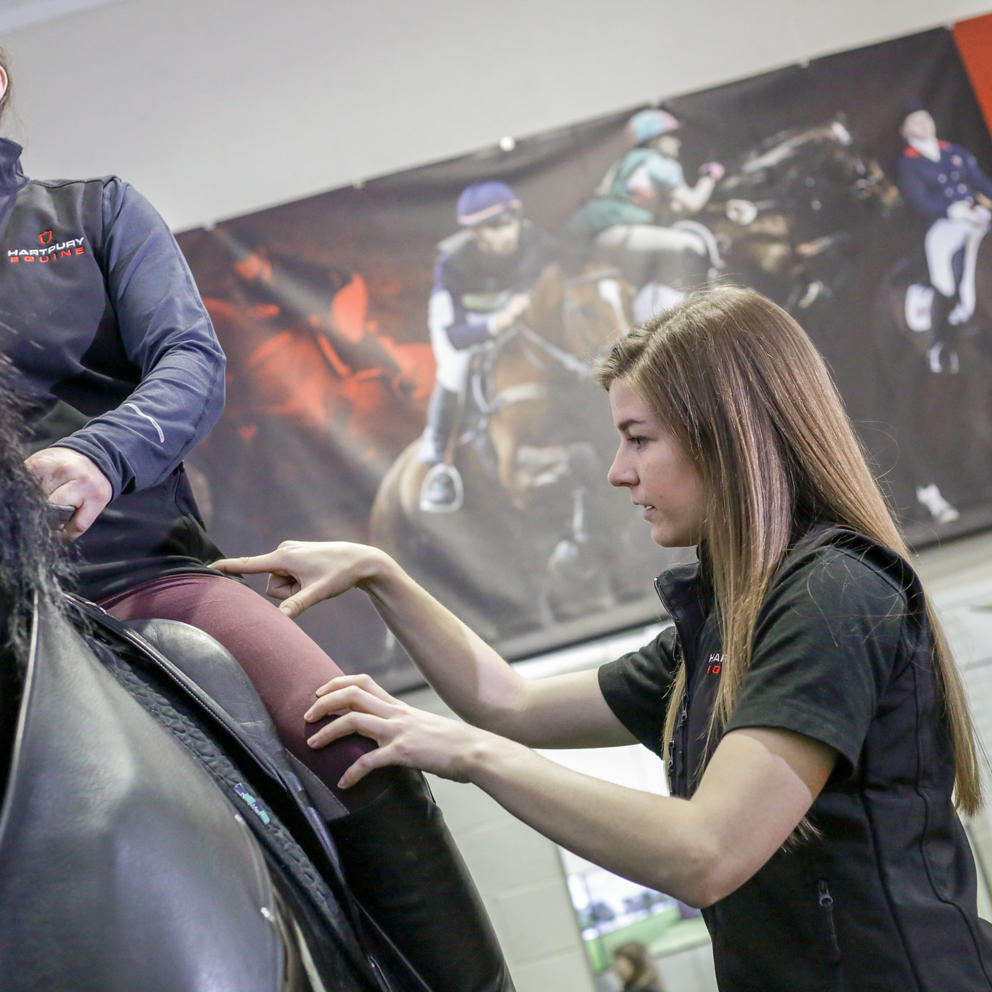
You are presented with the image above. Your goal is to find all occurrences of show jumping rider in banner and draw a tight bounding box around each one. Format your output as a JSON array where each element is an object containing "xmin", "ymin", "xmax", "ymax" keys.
[{"xmin": 418, "ymin": 180, "xmax": 553, "ymax": 512}]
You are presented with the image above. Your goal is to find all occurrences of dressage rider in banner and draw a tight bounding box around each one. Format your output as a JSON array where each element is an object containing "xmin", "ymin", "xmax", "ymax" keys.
[
  {"xmin": 896, "ymin": 99, "xmax": 992, "ymax": 373},
  {"xmin": 418, "ymin": 180, "xmax": 553, "ymax": 512}
]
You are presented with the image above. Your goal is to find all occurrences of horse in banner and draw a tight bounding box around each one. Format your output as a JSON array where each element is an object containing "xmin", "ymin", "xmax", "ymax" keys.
[
  {"xmin": 369, "ymin": 260, "xmax": 658, "ymax": 646},
  {"xmin": 705, "ymin": 115, "xmax": 900, "ymax": 309},
  {"xmin": 868, "ymin": 227, "xmax": 992, "ymax": 529}
]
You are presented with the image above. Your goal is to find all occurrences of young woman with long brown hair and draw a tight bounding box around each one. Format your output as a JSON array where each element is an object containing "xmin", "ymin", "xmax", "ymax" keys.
[{"xmin": 217, "ymin": 285, "xmax": 992, "ymax": 990}]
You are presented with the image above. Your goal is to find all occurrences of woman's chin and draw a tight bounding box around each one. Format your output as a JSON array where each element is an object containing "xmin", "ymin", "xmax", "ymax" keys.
[{"xmin": 650, "ymin": 523, "xmax": 696, "ymax": 549}]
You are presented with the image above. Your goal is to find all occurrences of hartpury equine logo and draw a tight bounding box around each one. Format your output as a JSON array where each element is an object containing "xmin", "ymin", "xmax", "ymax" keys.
[{"xmin": 7, "ymin": 231, "xmax": 86, "ymax": 263}]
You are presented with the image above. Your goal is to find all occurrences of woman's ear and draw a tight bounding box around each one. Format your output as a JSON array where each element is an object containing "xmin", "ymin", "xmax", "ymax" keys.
[{"xmin": 0, "ymin": 65, "xmax": 8, "ymax": 106}]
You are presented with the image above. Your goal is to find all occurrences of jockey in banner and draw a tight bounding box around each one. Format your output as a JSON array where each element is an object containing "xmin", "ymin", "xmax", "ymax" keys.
[
  {"xmin": 896, "ymin": 100, "xmax": 992, "ymax": 373},
  {"xmin": 566, "ymin": 108, "xmax": 724, "ymax": 287},
  {"xmin": 418, "ymin": 180, "xmax": 552, "ymax": 512}
]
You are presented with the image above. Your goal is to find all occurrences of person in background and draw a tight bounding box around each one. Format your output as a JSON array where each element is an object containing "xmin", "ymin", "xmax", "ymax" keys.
[
  {"xmin": 611, "ymin": 942, "xmax": 666, "ymax": 992},
  {"xmin": 0, "ymin": 49, "xmax": 383, "ymax": 811},
  {"xmin": 217, "ymin": 285, "xmax": 992, "ymax": 991},
  {"xmin": 896, "ymin": 99, "xmax": 992, "ymax": 374},
  {"xmin": 418, "ymin": 179, "xmax": 552, "ymax": 510}
]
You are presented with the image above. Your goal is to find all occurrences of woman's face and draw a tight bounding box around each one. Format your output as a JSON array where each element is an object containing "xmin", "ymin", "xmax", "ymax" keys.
[{"xmin": 607, "ymin": 380, "xmax": 706, "ymax": 548}]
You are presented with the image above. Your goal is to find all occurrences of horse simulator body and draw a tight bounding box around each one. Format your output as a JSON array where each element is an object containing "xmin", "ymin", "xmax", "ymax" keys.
[{"xmin": 0, "ymin": 592, "xmax": 514, "ymax": 992}]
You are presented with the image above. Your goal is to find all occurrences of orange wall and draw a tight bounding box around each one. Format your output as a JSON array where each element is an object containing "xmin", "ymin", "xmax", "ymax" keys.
[{"xmin": 955, "ymin": 13, "xmax": 992, "ymax": 132}]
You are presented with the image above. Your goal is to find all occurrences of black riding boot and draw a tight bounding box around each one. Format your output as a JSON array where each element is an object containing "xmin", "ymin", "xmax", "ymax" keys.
[
  {"xmin": 418, "ymin": 384, "xmax": 459, "ymax": 465},
  {"xmin": 326, "ymin": 769, "xmax": 514, "ymax": 992},
  {"xmin": 419, "ymin": 384, "xmax": 462, "ymax": 510},
  {"xmin": 928, "ymin": 291, "xmax": 960, "ymax": 373}
]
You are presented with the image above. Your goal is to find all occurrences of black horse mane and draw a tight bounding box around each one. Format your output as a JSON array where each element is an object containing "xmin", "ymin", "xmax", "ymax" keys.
[{"xmin": 0, "ymin": 356, "xmax": 72, "ymax": 672}]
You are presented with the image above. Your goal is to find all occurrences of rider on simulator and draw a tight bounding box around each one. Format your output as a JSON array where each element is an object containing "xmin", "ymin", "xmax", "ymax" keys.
[
  {"xmin": 896, "ymin": 99, "xmax": 992, "ymax": 374},
  {"xmin": 418, "ymin": 180, "xmax": 552, "ymax": 512}
]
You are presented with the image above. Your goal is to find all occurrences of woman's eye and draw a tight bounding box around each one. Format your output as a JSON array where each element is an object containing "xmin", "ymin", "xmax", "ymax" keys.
[{"xmin": 628, "ymin": 436, "xmax": 645, "ymax": 449}]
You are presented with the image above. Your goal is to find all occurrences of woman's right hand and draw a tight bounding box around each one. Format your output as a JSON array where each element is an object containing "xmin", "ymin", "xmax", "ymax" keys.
[
  {"xmin": 212, "ymin": 541, "xmax": 389, "ymax": 618},
  {"xmin": 304, "ymin": 673, "xmax": 484, "ymax": 787}
]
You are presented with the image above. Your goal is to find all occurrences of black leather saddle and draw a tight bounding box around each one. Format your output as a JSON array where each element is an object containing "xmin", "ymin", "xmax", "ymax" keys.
[{"xmin": 0, "ymin": 597, "xmax": 514, "ymax": 991}]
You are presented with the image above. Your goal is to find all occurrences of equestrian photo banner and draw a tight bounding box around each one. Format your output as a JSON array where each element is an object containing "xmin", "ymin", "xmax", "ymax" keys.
[{"xmin": 179, "ymin": 18, "xmax": 992, "ymax": 690}]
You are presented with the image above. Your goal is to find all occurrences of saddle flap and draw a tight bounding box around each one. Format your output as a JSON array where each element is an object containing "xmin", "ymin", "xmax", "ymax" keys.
[
  {"xmin": 123, "ymin": 616, "xmax": 289, "ymax": 766},
  {"xmin": 0, "ymin": 602, "xmax": 284, "ymax": 991}
]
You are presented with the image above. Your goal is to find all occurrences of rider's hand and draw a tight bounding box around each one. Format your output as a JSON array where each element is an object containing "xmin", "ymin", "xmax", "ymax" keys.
[
  {"xmin": 303, "ymin": 673, "xmax": 486, "ymax": 787},
  {"xmin": 488, "ymin": 292, "xmax": 530, "ymax": 336},
  {"xmin": 971, "ymin": 205, "xmax": 991, "ymax": 227},
  {"xmin": 212, "ymin": 540, "xmax": 390, "ymax": 619},
  {"xmin": 699, "ymin": 161, "xmax": 725, "ymax": 182},
  {"xmin": 24, "ymin": 446, "xmax": 113, "ymax": 540},
  {"xmin": 947, "ymin": 199, "xmax": 988, "ymax": 226}
]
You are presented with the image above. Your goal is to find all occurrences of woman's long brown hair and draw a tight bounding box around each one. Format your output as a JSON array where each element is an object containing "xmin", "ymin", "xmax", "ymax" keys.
[{"xmin": 596, "ymin": 285, "xmax": 982, "ymax": 814}]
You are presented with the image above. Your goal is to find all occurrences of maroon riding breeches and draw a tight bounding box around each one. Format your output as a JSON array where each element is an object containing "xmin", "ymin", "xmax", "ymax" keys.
[{"xmin": 99, "ymin": 572, "xmax": 390, "ymax": 809}]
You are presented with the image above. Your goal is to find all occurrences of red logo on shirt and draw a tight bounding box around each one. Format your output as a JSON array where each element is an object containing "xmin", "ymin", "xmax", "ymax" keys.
[{"xmin": 38, "ymin": 230, "xmax": 53, "ymax": 245}]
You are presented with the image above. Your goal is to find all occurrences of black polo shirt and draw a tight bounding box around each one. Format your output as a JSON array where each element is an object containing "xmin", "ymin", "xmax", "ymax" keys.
[{"xmin": 598, "ymin": 525, "xmax": 992, "ymax": 991}]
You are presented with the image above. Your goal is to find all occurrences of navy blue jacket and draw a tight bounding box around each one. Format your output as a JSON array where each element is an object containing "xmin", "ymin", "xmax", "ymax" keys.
[
  {"xmin": 0, "ymin": 139, "xmax": 225, "ymax": 599},
  {"xmin": 896, "ymin": 141, "xmax": 992, "ymax": 222}
]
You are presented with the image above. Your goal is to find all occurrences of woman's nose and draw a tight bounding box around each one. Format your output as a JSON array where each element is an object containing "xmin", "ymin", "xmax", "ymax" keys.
[{"xmin": 607, "ymin": 447, "xmax": 632, "ymax": 487}]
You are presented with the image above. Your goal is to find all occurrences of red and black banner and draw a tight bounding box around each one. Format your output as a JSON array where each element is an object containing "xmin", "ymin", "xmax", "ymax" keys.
[{"xmin": 179, "ymin": 18, "xmax": 992, "ymax": 688}]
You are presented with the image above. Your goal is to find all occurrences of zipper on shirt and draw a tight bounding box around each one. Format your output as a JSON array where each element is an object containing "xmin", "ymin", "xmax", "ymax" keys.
[
  {"xmin": 817, "ymin": 879, "xmax": 841, "ymax": 963},
  {"xmin": 654, "ymin": 576, "xmax": 693, "ymax": 796},
  {"xmin": 666, "ymin": 683, "xmax": 688, "ymax": 787}
]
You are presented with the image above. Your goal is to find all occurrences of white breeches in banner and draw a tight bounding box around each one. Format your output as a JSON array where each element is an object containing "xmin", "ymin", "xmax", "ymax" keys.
[
  {"xmin": 924, "ymin": 216, "xmax": 988, "ymax": 321},
  {"xmin": 595, "ymin": 223, "xmax": 707, "ymax": 256}
]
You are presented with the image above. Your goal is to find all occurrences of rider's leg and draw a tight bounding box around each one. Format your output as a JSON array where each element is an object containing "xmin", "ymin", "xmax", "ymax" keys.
[
  {"xmin": 99, "ymin": 572, "xmax": 391, "ymax": 809},
  {"xmin": 954, "ymin": 222, "xmax": 987, "ymax": 323},
  {"xmin": 418, "ymin": 383, "xmax": 462, "ymax": 509},
  {"xmin": 417, "ymin": 381, "xmax": 459, "ymax": 465},
  {"xmin": 929, "ymin": 298, "xmax": 959, "ymax": 374},
  {"xmin": 595, "ymin": 223, "xmax": 707, "ymax": 256},
  {"xmin": 924, "ymin": 219, "xmax": 970, "ymax": 372},
  {"xmin": 596, "ymin": 223, "xmax": 708, "ymax": 290},
  {"xmin": 102, "ymin": 572, "xmax": 515, "ymax": 990}
]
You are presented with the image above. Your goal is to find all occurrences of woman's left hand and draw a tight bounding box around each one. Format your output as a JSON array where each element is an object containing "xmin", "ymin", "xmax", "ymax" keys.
[{"xmin": 304, "ymin": 673, "xmax": 483, "ymax": 788}]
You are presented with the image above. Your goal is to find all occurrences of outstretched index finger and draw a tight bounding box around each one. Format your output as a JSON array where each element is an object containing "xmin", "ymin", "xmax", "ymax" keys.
[{"xmin": 211, "ymin": 552, "xmax": 286, "ymax": 576}]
